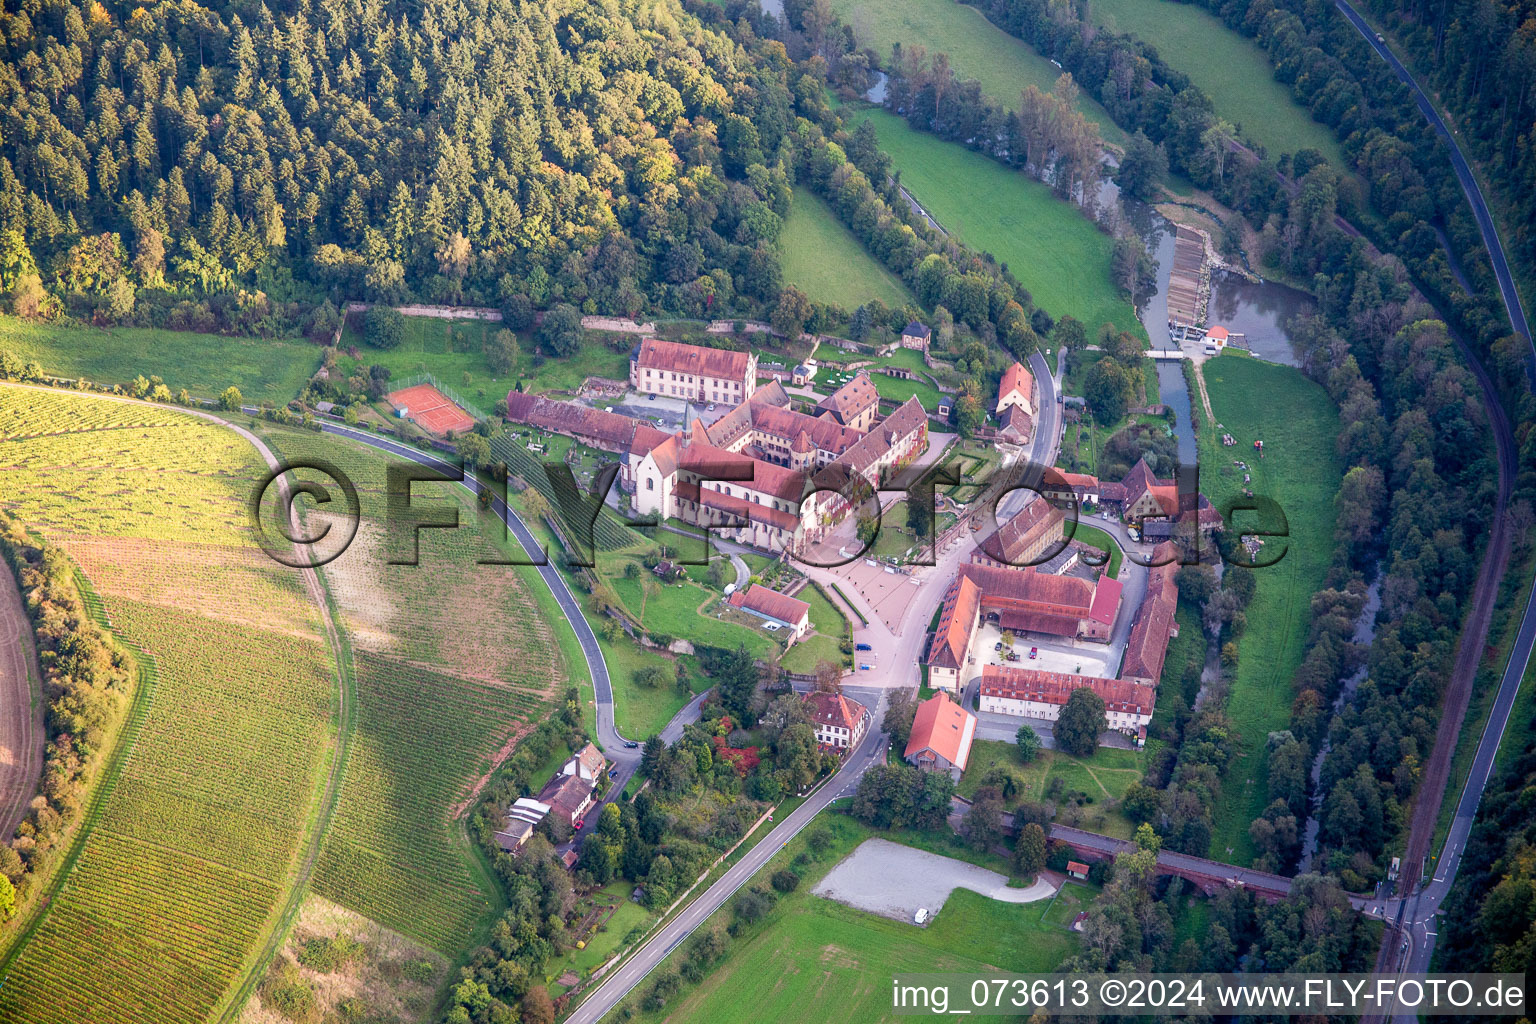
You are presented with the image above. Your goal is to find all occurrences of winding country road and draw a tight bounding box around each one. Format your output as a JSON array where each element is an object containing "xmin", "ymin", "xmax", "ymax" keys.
[{"xmin": 1331, "ymin": 1, "xmax": 1535, "ymax": 1008}]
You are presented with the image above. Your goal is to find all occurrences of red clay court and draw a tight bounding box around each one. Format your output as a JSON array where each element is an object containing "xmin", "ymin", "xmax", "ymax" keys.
[{"xmin": 386, "ymin": 383, "xmax": 477, "ymax": 435}]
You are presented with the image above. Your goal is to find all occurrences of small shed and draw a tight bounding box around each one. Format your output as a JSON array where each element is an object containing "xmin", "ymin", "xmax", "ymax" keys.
[{"xmin": 1066, "ymin": 861, "xmax": 1090, "ymax": 880}]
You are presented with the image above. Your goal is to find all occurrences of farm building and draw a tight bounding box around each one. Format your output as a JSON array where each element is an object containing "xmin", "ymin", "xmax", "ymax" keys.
[
  {"xmin": 979, "ymin": 666, "xmax": 1155, "ymax": 738},
  {"xmin": 538, "ymin": 774, "xmax": 596, "ymax": 828},
  {"xmin": 904, "ymin": 692, "xmax": 976, "ymax": 778},
  {"xmin": 727, "ymin": 584, "xmax": 811, "ymax": 641}
]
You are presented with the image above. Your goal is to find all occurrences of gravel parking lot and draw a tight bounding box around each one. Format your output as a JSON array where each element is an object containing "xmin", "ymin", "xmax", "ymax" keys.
[{"xmin": 813, "ymin": 838, "xmax": 1055, "ymax": 923}]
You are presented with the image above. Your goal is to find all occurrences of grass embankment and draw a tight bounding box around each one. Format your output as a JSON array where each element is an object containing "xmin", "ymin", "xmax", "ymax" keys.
[
  {"xmin": 1088, "ymin": 0, "xmax": 1346, "ymax": 166},
  {"xmin": 829, "ymin": 0, "xmax": 1127, "ymax": 147},
  {"xmin": 1197, "ymin": 353, "xmax": 1341, "ymax": 864},
  {"xmin": 782, "ymin": 584, "xmax": 852, "ymax": 675},
  {"xmin": 0, "ymin": 314, "xmax": 318, "ymax": 403},
  {"xmin": 613, "ymin": 814, "xmax": 1080, "ymax": 1024},
  {"xmin": 845, "ymin": 108, "xmax": 1141, "ymax": 338},
  {"xmin": 956, "ymin": 739, "xmax": 1147, "ymax": 840},
  {"xmin": 781, "ymin": 189, "xmax": 914, "ymax": 310}
]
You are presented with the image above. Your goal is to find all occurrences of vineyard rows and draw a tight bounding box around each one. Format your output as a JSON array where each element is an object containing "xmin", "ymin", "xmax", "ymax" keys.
[
  {"xmin": 0, "ymin": 390, "xmax": 340, "ymax": 1024},
  {"xmin": 98, "ymin": 599, "xmax": 334, "ymax": 877},
  {"xmin": 0, "ymin": 426, "xmax": 264, "ymax": 545},
  {"xmin": 0, "ymin": 834, "xmax": 279, "ymax": 1024},
  {"xmin": 0, "ymin": 389, "xmax": 191, "ymax": 439},
  {"xmin": 314, "ymin": 653, "xmax": 541, "ymax": 952},
  {"xmin": 489, "ymin": 432, "xmax": 644, "ymax": 551}
]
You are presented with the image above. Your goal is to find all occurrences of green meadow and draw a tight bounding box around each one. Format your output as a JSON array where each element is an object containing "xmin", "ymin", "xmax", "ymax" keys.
[
  {"xmin": 0, "ymin": 314, "xmax": 318, "ymax": 403},
  {"xmin": 780, "ymin": 189, "xmax": 915, "ymax": 310},
  {"xmin": 846, "ymin": 108, "xmax": 1142, "ymax": 339},
  {"xmin": 829, "ymin": 0, "xmax": 1128, "ymax": 147},
  {"xmin": 1089, "ymin": 0, "xmax": 1346, "ymax": 165},
  {"xmin": 1197, "ymin": 353, "xmax": 1341, "ymax": 864}
]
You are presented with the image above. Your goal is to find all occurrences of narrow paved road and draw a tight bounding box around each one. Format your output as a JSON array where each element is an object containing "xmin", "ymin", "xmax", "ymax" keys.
[{"xmin": 563, "ymin": 714, "xmax": 889, "ymax": 1024}]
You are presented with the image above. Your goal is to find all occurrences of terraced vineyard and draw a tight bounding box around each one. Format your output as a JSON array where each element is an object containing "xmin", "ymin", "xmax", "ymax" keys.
[
  {"xmin": 0, "ymin": 388, "xmax": 340, "ymax": 1024},
  {"xmin": 314, "ymin": 653, "xmax": 542, "ymax": 951}
]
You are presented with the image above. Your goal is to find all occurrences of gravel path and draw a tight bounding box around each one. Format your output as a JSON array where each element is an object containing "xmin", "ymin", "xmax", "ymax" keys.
[{"xmin": 813, "ymin": 838, "xmax": 1056, "ymax": 923}]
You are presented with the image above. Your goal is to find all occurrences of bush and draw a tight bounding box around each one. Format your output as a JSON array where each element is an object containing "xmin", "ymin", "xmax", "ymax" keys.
[
  {"xmin": 770, "ymin": 868, "xmax": 800, "ymax": 893},
  {"xmin": 364, "ymin": 306, "xmax": 405, "ymax": 349},
  {"xmin": 296, "ymin": 935, "xmax": 364, "ymax": 973}
]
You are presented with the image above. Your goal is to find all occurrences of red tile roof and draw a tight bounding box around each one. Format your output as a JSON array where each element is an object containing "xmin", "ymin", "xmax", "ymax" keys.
[
  {"xmin": 979, "ymin": 497, "xmax": 1064, "ymax": 565},
  {"xmin": 926, "ymin": 576, "xmax": 981, "ymax": 670},
  {"xmin": 633, "ymin": 337, "xmax": 753, "ymax": 379},
  {"xmin": 1088, "ymin": 575, "xmax": 1123, "ymax": 626},
  {"xmin": 802, "ymin": 691, "xmax": 866, "ymax": 733},
  {"xmin": 981, "ymin": 665, "xmax": 1155, "ymax": 716},
  {"xmin": 816, "ymin": 372, "xmax": 879, "ymax": 424},
  {"xmin": 957, "ymin": 563, "xmax": 1096, "ymax": 638},
  {"xmin": 537, "ymin": 774, "xmax": 594, "ymax": 821},
  {"xmin": 1121, "ymin": 593, "xmax": 1177, "ymax": 685},
  {"xmin": 505, "ymin": 392, "xmax": 642, "ymax": 450},
  {"xmin": 904, "ymin": 693, "xmax": 976, "ymax": 771},
  {"xmin": 728, "ymin": 584, "xmax": 810, "ymax": 626},
  {"xmin": 998, "ymin": 361, "xmax": 1034, "ymax": 404},
  {"xmin": 830, "ymin": 396, "xmax": 927, "ymax": 480}
]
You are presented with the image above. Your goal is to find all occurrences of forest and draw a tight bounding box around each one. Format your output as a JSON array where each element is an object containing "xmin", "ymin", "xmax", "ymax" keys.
[{"xmin": 0, "ymin": 0, "xmax": 804, "ymax": 331}]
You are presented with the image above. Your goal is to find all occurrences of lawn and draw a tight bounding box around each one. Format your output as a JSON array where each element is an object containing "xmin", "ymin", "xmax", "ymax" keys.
[
  {"xmin": 0, "ymin": 314, "xmax": 319, "ymax": 403},
  {"xmin": 609, "ymin": 572, "xmax": 778, "ymax": 659},
  {"xmin": 816, "ymin": 349, "xmax": 943, "ymax": 410},
  {"xmin": 846, "ymin": 108, "xmax": 1141, "ymax": 338},
  {"xmin": 338, "ymin": 313, "xmax": 632, "ymax": 399},
  {"xmin": 830, "ymin": 0, "xmax": 1128, "ymax": 147},
  {"xmin": 956, "ymin": 739, "xmax": 1147, "ymax": 840},
  {"xmin": 1063, "ymin": 521, "xmax": 1123, "ymax": 577},
  {"xmin": 1089, "ymin": 0, "xmax": 1346, "ymax": 165},
  {"xmin": 1197, "ymin": 353, "xmax": 1341, "ymax": 864},
  {"xmin": 781, "ymin": 189, "xmax": 914, "ymax": 310},
  {"xmin": 598, "ymin": 634, "xmax": 705, "ymax": 741},
  {"xmin": 544, "ymin": 881, "xmax": 656, "ymax": 994},
  {"xmin": 614, "ymin": 814, "xmax": 1079, "ymax": 1024}
]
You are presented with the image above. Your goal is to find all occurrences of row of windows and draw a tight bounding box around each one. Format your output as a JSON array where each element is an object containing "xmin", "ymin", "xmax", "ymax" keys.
[{"xmin": 641, "ymin": 368, "xmax": 744, "ymax": 390}]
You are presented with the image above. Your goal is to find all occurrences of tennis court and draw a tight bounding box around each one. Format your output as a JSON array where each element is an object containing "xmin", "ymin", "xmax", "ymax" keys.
[{"xmin": 386, "ymin": 383, "xmax": 477, "ymax": 434}]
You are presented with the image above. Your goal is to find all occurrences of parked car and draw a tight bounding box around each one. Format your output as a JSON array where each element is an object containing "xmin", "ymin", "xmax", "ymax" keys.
[
  {"xmin": 574, "ymin": 819, "xmax": 585, "ymax": 831},
  {"xmin": 1030, "ymin": 646, "xmax": 1038, "ymax": 659},
  {"xmin": 994, "ymin": 641, "xmax": 1003, "ymax": 651},
  {"xmin": 624, "ymin": 740, "xmax": 639, "ymax": 749},
  {"xmin": 647, "ymin": 392, "xmax": 657, "ymax": 401},
  {"xmin": 855, "ymin": 642, "xmax": 872, "ymax": 652}
]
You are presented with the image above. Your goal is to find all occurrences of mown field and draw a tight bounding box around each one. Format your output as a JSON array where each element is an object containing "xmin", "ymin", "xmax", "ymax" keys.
[
  {"xmin": 1089, "ymin": 0, "xmax": 1346, "ymax": 165},
  {"xmin": 845, "ymin": 108, "xmax": 1141, "ymax": 338},
  {"xmin": 618, "ymin": 814, "xmax": 1079, "ymax": 1024},
  {"xmin": 0, "ymin": 388, "xmax": 339, "ymax": 1024},
  {"xmin": 830, "ymin": 0, "xmax": 1127, "ymax": 146},
  {"xmin": 0, "ymin": 314, "xmax": 318, "ymax": 403},
  {"xmin": 1196, "ymin": 353, "xmax": 1341, "ymax": 864},
  {"xmin": 780, "ymin": 189, "xmax": 914, "ymax": 310}
]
